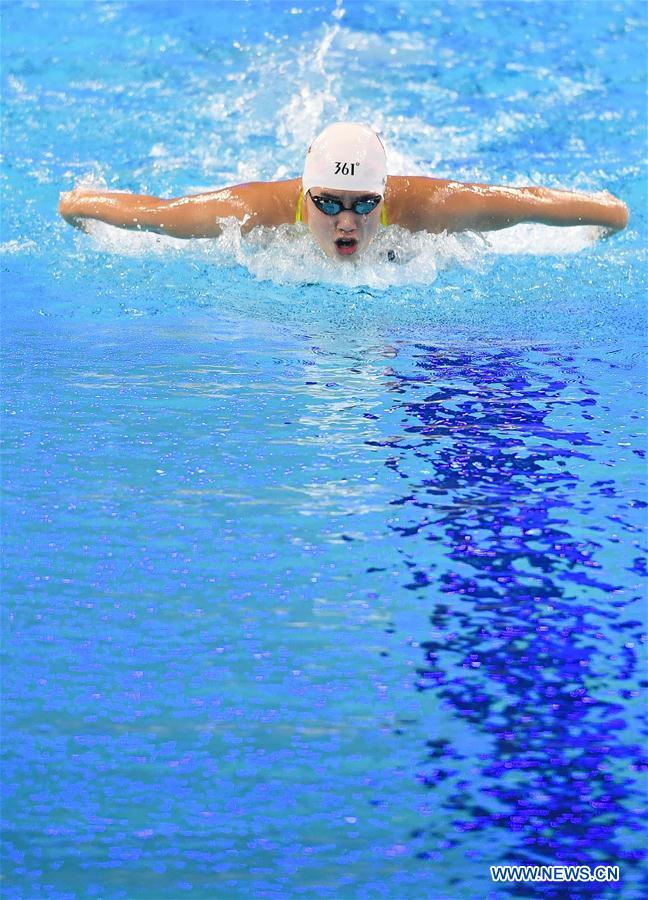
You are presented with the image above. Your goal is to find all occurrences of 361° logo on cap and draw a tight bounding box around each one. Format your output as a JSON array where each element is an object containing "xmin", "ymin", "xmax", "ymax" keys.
[{"xmin": 334, "ymin": 162, "xmax": 360, "ymax": 175}]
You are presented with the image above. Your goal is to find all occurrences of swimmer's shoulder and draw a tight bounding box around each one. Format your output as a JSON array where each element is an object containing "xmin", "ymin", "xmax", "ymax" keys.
[
  {"xmin": 227, "ymin": 178, "xmax": 301, "ymax": 231},
  {"xmin": 385, "ymin": 175, "xmax": 454, "ymax": 233}
]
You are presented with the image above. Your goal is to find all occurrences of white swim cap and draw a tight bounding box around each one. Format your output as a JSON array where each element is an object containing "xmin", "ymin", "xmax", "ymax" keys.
[{"xmin": 302, "ymin": 122, "xmax": 387, "ymax": 196}]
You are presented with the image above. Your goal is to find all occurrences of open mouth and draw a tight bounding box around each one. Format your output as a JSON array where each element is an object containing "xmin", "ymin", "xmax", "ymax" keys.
[{"xmin": 334, "ymin": 237, "xmax": 358, "ymax": 256}]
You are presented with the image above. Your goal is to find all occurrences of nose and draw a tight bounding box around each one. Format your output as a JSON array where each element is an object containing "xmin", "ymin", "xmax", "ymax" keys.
[{"xmin": 336, "ymin": 210, "xmax": 357, "ymax": 231}]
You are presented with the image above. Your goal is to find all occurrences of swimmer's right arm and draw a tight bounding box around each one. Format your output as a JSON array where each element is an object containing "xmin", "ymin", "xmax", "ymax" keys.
[{"xmin": 58, "ymin": 183, "xmax": 291, "ymax": 237}]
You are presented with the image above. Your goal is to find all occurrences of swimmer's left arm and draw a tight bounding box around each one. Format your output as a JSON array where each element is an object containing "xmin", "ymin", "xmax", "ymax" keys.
[
  {"xmin": 394, "ymin": 176, "xmax": 628, "ymax": 233},
  {"xmin": 398, "ymin": 178, "xmax": 629, "ymax": 235}
]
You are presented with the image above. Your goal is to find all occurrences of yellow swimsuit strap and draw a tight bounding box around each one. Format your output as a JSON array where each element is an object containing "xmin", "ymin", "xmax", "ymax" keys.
[
  {"xmin": 295, "ymin": 188, "xmax": 305, "ymax": 223},
  {"xmin": 295, "ymin": 189, "xmax": 389, "ymax": 226}
]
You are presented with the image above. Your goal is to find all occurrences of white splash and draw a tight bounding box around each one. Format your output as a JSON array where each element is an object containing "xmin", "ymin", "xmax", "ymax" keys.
[
  {"xmin": 276, "ymin": 1, "xmax": 348, "ymax": 152},
  {"xmin": 0, "ymin": 239, "xmax": 38, "ymax": 255},
  {"xmin": 486, "ymin": 223, "xmax": 604, "ymax": 255},
  {"xmin": 231, "ymin": 223, "xmax": 488, "ymax": 288},
  {"xmin": 79, "ymin": 208, "xmax": 605, "ymax": 287},
  {"xmin": 83, "ymin": 219, "xmax": 189, "ymax": 257}
]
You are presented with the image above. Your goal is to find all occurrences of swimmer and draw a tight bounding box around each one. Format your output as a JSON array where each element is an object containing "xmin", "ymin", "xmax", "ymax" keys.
[{"xmin": 59, "ymin": 122, "xmax": 629, "ymax": 260}]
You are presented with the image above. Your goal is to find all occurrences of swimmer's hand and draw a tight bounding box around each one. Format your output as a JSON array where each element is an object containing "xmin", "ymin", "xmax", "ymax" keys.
[
  {"xmin": 596, "ymin": 192, "xmax": 629, "ymax": 238},
  {"xmin": 59, "ymin": 189, "xmax": 93, "ymax": 231}
]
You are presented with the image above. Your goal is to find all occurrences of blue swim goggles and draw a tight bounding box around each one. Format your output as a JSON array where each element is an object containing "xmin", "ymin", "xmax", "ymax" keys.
[{"xmin": 308, "ymin": 191, "xmax": 382, "ymax": 216}]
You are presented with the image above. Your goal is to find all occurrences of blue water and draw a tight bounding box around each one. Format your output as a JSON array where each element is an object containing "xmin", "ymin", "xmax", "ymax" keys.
[{"xmin": 1, "ymin": 1, "xmax": 646, "ymax": 898}]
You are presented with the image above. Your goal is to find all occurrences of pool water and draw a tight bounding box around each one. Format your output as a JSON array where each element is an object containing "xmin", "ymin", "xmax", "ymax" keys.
[{"xmin": 1, "ymin": 1, "xmax": 646, "ymax": 898}]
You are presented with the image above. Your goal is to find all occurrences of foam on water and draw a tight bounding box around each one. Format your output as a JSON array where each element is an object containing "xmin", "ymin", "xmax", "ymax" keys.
[
  {"xmin": 0, "ymin": 239, "xmax": 38, "ymax": 255},
  {"xmin": 484, "ymin": 222, "xmax": 604, "ymax": 254},
  {"xmin": 81, "ymin": 212, "xmax": 604, "ymax": 289}
]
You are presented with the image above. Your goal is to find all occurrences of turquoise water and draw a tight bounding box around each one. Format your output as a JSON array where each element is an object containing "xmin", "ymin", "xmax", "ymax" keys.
[{"xmin": 1, "ymin": 1, "xmax": 646, "ymax": 898}]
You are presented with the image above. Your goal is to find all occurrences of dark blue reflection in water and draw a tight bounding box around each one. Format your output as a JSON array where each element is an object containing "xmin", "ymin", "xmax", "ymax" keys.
[{"xmin": 371, "ymin": 344, "xmax": 646, "ymax": 895}]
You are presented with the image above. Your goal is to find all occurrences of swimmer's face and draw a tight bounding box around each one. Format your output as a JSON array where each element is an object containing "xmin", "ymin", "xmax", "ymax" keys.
[{"xmin": 303, "ymin": 188, "xmax": 383, "ymax": 261}]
